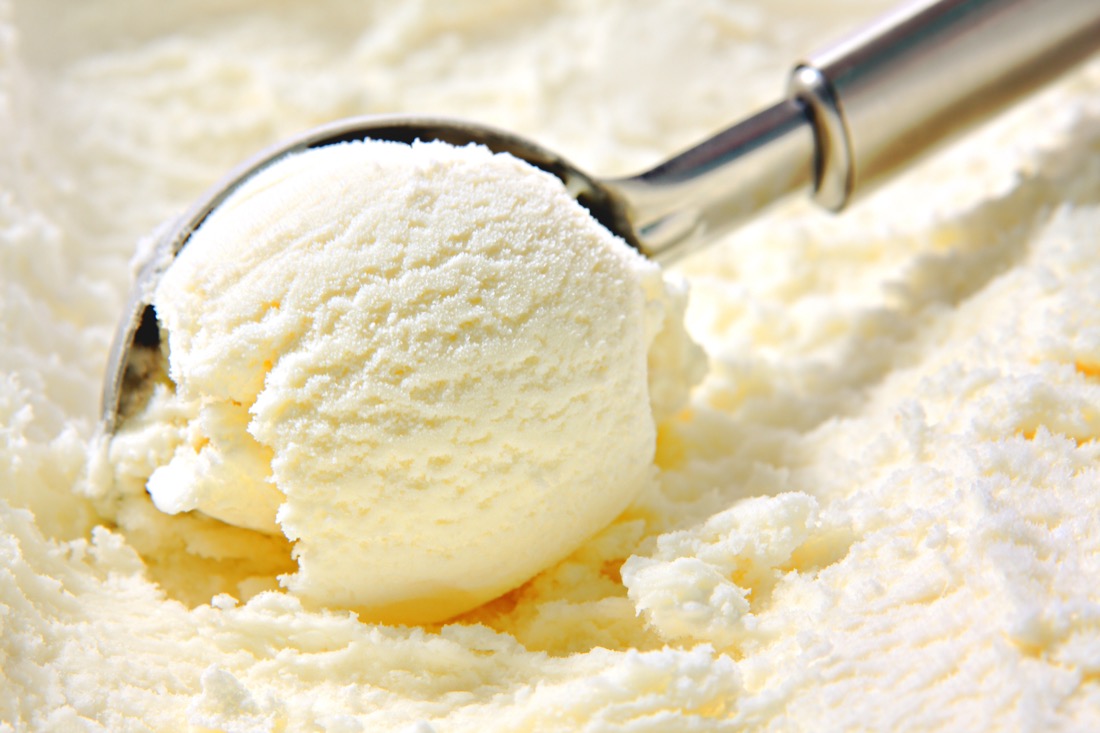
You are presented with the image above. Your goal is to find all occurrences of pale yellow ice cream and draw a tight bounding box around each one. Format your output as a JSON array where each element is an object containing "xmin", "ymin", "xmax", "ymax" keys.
[
  {"xmin": 3, "ymin": 0, "xmax": 1100, "ymax": 731},
  {"xmin": 109, "ymin": 138, "xmax": 702, "ymax": 624}
]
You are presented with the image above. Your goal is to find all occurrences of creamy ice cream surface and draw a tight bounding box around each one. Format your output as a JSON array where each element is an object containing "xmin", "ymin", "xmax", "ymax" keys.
[
  {"xmin": 3, "ymin": 0, "xmax": 1100, "ymax": 731},
  {"xmin": 107, "ymin": 138, "xmax": 701, "ymax": 623}
]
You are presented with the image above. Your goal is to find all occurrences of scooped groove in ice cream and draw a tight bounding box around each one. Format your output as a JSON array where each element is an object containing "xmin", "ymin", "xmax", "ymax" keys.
[{"xmin": 110, "ymin": 139, "xmax": 705, "ymax": 623}]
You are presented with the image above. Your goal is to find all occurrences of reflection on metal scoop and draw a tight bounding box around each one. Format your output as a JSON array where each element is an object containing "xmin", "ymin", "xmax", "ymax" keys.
[{"xmin": 102, "ymin": 0, "xmax": 1100, "ymax": 431}]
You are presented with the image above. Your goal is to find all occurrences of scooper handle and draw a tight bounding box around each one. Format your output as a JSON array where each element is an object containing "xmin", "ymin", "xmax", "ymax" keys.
[
  {"xmin": 792, "ymin": 0, "xmax": 1100, "ymax": 210},
  {"xmin": 624, "ymin": 0, "xmax": 1100, "ymax": 263}
]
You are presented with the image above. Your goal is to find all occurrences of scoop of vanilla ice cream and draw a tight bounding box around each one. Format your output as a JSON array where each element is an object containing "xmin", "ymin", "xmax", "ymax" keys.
[{"xmin": 125, "ymin": 139, "xmax": 704, "ymax": 623}]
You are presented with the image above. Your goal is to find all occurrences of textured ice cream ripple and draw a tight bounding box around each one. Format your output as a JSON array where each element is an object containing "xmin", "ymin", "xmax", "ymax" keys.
[{"xmin": 6, "ymin": 2, "xmax": 1100, "ymax": 730}]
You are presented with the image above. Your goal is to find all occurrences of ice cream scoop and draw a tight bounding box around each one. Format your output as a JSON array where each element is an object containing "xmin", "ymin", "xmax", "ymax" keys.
[
  {"xmin": 105, "ymin": 139, "xmax": 707, "ymax": 623},
  {"xmin": 102, "ymin": 0, "xmax": 1100, "ymax": 430}
]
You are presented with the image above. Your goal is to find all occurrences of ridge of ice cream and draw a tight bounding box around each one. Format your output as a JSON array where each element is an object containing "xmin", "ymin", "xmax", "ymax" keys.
[{"xmin": 107, "ymin": 138, "xmax": 704, "ymax": 623}]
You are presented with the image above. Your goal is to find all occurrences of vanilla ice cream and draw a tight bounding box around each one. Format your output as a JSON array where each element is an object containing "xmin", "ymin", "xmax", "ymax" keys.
[
  {"xmin": 106, "ymin": 138, "xmax": 703, "ymax": 623},
  {"xmin": 3, "ymin": 0, "xmax": 1100, "ymax": 731}
]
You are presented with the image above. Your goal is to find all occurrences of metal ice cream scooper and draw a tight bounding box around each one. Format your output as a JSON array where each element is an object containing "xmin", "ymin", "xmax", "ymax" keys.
[{"xmin": 102, "ymin": 0, "xmax": 1100, "ymax": 431}]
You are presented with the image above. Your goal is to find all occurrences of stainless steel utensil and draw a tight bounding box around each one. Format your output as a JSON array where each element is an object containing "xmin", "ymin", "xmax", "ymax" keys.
[{"xmin": 102, "ymin": 0, "xmax": 1100, "ymax": 430}]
